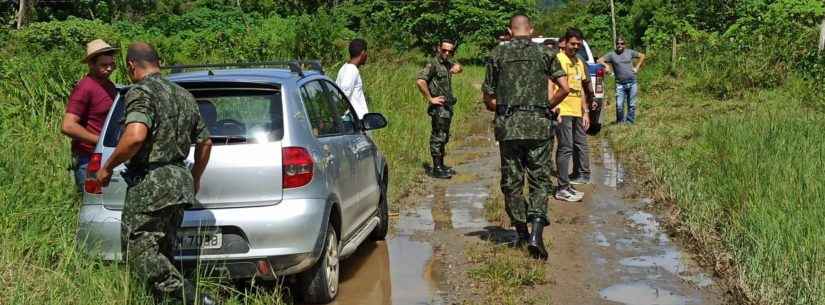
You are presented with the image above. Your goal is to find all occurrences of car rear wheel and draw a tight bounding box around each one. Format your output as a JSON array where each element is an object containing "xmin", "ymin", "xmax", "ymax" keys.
[
  {"xmin": 370, "ymin": 172, "xmax": 389, "ymax": 241},
  {"xmin": 299, "ymin": 226, "xmax": 339, "ymax": 304}
]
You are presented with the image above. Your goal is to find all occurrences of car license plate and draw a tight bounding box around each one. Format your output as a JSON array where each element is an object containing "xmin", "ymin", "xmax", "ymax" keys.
[{"xmin": 177, "ymin": 230, "xmax": 222, "ymax": 250}]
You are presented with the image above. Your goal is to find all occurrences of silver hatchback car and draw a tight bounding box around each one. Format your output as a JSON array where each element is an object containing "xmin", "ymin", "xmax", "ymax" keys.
[{"xmin": 76, "ymin": 62, "xmax": 390, "ymax": 303}]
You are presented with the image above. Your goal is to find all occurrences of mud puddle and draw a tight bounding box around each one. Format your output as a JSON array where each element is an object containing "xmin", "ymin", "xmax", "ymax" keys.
[
  {"xmin": 328, "ymin": 138, "xmax": 498, "ymax": 305},
  {"xmin": 588, "ymin": 140, "xmax": 723, "ymax": 305}
]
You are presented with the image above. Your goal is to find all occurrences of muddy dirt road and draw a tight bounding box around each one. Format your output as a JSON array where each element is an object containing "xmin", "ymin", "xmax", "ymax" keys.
[{"xmin": 317, "ymin": 115, "xmax": 726, "ymax": 305}]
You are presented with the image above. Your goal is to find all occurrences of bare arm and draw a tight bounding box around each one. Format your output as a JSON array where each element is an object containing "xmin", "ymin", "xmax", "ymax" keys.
[
  {"xmin": 61, "ymin": 113, "xmax": 99, "ymax": 145},
  {"xmin": 549, "ymin": 76, "xmax": 570, "ymax": 109},
  {"xmin": 635, "ymin": 52, "xmax": 646, "ymax": 72},
  {"xmin": 97, "ymin": 123, "xmax": 148, "ymax": 186},
  {"xmin": 597, "ymin": 57, "xmax": 611, "ymax": 74},
  {"xmin": 483, "ymin": 92, "xmax": 496, "ymax": 112},
  {"xmin": 416, "ymin": 79, "xmax": 444, "ymax": 106},
  {"xmin": 191, "ymin": 139, "xmax": 213, "ymax": 194},
  {"xmin": 450, "ymin": 63, "xmax": 463, "ymax": 75}
]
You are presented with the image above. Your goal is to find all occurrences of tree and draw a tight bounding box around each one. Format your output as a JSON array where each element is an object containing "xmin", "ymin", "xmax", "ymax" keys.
[
  {"xmin": 16, "ymin": 0, "xmax": 29, "ymax": 29},
  {"xmin": 819, "ymin": 18, "xmax": 825, "ymax": 53}
]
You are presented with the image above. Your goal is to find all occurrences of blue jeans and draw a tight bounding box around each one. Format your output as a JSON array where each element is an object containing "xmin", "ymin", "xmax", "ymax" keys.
[
  {"xmin": 73, "ymin": 154, "xmax": 90, "ymax": 193},
  {"xmin": 616, "ymin": 81, "xmax": 638, "ymax": 123}
]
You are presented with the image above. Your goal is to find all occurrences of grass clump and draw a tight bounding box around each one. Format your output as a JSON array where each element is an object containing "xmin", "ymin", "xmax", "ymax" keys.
[
  {"xmin": 603, "ymin": 61, "xmax": 825, "ymax": 305},
  {"xmin": 465, "ymin": 243, "xmax": 548, "ymax": 305}
]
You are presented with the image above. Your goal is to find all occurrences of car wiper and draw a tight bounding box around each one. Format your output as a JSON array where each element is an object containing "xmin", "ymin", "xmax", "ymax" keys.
[{"xmin": 209, "ymin": 135, "xmax": 248, "ymax": 145}]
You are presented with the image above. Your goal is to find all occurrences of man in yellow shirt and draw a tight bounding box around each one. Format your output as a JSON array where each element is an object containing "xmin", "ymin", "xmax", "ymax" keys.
[{"xmin": 554, "ymin": 28, "xmax": 595, "ymax": 202}]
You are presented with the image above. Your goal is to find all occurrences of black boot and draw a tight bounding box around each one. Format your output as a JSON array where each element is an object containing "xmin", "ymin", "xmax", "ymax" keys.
[
  {"xmin": 180, "ymin": 280, "xmax": 218, "ymax": 305},
  {"xmin": 513, "ymin": 223, "xmax": 530, "ymax": 248},
  {"xmin": 430, "ymin": 156, "xmax": 452, "ymax": 179},
  {"xmin": 440, "ymin": 148, "xmax": 457, "ymax": 175},
  {"xmin": 527, "ymin": 217, "xmax": 548, "ymax": 261}
]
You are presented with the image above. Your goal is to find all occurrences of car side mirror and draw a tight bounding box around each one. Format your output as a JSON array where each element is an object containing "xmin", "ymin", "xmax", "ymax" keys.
[{"xmin": 361, "ymin": 113, "xmax": 388, "ymax": 131}]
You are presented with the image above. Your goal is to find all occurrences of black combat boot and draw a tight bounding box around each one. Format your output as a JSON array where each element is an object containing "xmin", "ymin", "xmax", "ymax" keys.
[
  {"xmin": 527, "ymin": 217, "xmax": 548, "ymax": 261},
  {"xmin": 180, "ymin": 280, "xmax": 218, "ymax": 305},
  {"xmin": 440, "ymin": 148, "xmax": 457, "ymax": 175},
  {"xmin": 430, "ymin": 156, "xmax": 452, "ymax": 179},
  {"xmin": 513, "ymin": 223, "xmax": 530, "ymax": 248}
]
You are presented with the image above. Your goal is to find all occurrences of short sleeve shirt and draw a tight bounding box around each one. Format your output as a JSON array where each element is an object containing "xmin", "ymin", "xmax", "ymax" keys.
[
  {"xmin": 65, "ymin": 75, "xmax": 116, "ymax": 155},
  {"xmin": 123, "ymin": 73, "xmax": 208, "ymax": 171},
  {"xmin": 416, "ymin": 56, "xmax": 456, "ymax": 104},
  {"xmin": 603, "ymin": 49, "xmax": 640, "ymax": 82},
  {"xmin": 557, "ymin": 53, "xmax": 587, "ymax": 117}
]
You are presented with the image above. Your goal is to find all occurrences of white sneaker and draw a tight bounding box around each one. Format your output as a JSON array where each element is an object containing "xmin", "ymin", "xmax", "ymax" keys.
[
  {"xmin": 567, "ymin": 186, "xmax": 585, "ymax": 198},
  {"xmin": 555, "ymin": 188, "xmax": 583, "ymax": 202}
]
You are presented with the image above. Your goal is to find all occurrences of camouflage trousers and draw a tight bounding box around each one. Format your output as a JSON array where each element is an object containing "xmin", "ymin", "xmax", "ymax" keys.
[
  {"xmin": 429, "ymin": 105, "xmax": 453, "ymax": 157},
  {"xmin": 499, "ymin": 139, "xmax": 553, "ymax": 225},
  {"xmin": 121, "ymin": 165, "xmax": 195, "ymax": 300}
]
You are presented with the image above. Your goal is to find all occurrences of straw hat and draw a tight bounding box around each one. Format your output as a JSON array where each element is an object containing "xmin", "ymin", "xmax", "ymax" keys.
[{"xmin": 81, "ymin": 39, "xmax": 119, "ymax": 63}]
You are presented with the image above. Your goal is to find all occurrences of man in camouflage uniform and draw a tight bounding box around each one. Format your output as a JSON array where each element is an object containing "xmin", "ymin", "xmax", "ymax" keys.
[
  {"xmin": 416, "ymin": 39, "xmax": 463, "ymax": 179},
  {"xmin": 96, "ymin": 42, "xmax": 215, "ymax": 305},
  {"xmin": 483, "ymin": 15, "xmax": 570, "ymax": 261}
]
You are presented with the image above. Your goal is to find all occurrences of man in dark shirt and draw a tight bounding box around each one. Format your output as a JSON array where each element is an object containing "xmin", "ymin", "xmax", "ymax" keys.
[
  {"xmin": 61, "ymin": 39, "xmax": 118, "ymax": 192},
  {"xmin": 96, "ymin": 42, "xmax": 214, "ymax": 305}
]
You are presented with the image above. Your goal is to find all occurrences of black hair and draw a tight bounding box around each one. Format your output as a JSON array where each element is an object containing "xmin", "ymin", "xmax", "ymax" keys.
[
  {"xmin": 126, "ymin": 42, "xmax": 160, "ymax": 68},
  {"xmin": 563, "ymin": 27, "xmax": 584, "ymax": 41},
  {"xmin": 348, "ymin": 38, "xmax": 367, "ymax": 59},
  {"xmin": 439, "ymin": 39, "xmax": 456, "ymax": 48}
]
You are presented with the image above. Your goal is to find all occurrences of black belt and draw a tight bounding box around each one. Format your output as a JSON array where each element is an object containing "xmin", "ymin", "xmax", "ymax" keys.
[
  {"xmin": 496, "ymin": 105, "xmax": 551, "ymax": 117},
  {"xmin": 123, "ymin": 162, "xmax": 184, "ymax": 187}
]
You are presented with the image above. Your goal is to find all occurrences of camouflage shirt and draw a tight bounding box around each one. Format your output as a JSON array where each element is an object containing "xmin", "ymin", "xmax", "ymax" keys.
[
  {"xmin": 123, "ymin": 73, "xmax": 209, "ymax": 172},
  {"xmin": 416, "ymin": 55, "xmax": 456, "ymax": 105},
  {"xmin": 483, "ymin": 37, "xmax": 566, "ymax": 141}
]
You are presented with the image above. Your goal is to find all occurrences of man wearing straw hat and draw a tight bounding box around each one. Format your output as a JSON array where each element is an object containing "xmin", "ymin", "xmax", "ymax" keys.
[{"xmin": 61, "ymin": 39, "xmax": 118, "ymax": 192}]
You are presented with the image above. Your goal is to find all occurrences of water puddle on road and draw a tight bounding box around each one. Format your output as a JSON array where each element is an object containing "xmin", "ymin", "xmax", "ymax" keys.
[
  {"xmin": 600, "ymin": 282, "xmax": 689, "ymax": 305},
  {"xmin": 328, "ymin": 147, "xmax": 495, "ymax": 305},
  {"xmin": 590, "ymin": 139, "xmax": 721, "ymax": 305}
]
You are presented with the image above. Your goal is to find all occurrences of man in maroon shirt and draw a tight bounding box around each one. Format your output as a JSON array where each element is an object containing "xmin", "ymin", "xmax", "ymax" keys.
[{"xmin": 61, "ymin": 39, "xmax": 118, "ymax": 192}]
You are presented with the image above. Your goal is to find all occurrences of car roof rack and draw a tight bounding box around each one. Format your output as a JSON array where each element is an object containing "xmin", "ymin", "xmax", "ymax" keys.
[{"xmin": 160, "ymin": 60, "xmax": 324, "ymax": 77}]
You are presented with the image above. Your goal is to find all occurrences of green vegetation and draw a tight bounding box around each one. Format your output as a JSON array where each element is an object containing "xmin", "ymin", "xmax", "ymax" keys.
[{"xmin": 465, "ymin": 242, "xmax": 549, "ymax": 305}]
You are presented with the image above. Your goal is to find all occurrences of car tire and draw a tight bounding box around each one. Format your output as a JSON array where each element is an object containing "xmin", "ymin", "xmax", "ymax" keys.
[
  {"xmin": 370, "ymin": 172, "xmax": 389, "ymax": 241},
  {"xmin": 299, "ymin": 226, "xmax": 339, "ymax": 304}
]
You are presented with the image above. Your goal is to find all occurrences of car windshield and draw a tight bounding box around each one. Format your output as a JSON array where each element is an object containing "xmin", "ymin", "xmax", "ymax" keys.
[{"xmin": 103, "ymin": 88, "xmax": 283, "ymax": 147}]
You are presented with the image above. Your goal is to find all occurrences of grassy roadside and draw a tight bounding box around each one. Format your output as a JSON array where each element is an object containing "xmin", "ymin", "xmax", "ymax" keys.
[
  {"xmin": 0, "ymin": 61, "xmax": 483, "ymax": 305},
  {"xmin": 601, "ymin": 65, "xmax": 825, "ymax": 304}
]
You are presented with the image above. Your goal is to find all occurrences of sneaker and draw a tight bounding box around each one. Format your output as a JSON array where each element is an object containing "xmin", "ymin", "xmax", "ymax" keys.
[
  {"xmin": 570, "ymin": 176, "xmax": 591, "ymax": 185},
  {"xmin": 567, "ymin": 186, "xmax": 585, "ymax": 198},
  {"xmin": 555, "ymin": 188, "xmax": 583, "ymax": 202}
]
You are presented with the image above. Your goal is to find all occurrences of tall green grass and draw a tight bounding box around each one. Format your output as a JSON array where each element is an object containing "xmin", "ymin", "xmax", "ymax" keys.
[{"xmin": 604, "ymin": 59, "xmax": 825, "ymax": 304}]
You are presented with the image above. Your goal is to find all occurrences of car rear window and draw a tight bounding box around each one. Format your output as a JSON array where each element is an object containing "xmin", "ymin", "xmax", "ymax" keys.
[{"xmin": 103, "ymin": 88, "xmax": 283, "ymax": 147}]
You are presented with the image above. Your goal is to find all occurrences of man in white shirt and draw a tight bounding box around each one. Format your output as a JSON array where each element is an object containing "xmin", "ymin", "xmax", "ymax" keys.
[{"xmin": 336, "ymin": 38, "xmax": 369, "ymax": 119}]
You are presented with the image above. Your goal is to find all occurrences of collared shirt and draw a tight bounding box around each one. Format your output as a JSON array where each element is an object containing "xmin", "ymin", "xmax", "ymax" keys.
[
  {"xmin": 556, "ymin": 52, "xmax": 586, "ymax": 118},
  {"xmin": 416, "ymin": 56, "xmax": 455, "ymax": 105},
  {"xmin": 336, "ymin": 63, "xmax": 368, "ymax": 119},
  {"xmin": 66, "ymin": 74, "xmax": 116, "ymax": 155}
]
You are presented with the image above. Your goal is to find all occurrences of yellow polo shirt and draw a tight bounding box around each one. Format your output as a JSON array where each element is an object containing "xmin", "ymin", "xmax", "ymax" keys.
[{"xmin": 556, "ymin": 52, "xmax": 586, "ymax": 117}]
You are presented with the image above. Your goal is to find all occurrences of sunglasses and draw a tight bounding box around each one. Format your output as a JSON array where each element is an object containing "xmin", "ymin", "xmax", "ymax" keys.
[
  {"xmin": 440, "ymin": 48, "xmax": 455, "ymax": 54},
  {"xmin": 617, "ymin": 42, "xmax": 626, "ymax": 45}
]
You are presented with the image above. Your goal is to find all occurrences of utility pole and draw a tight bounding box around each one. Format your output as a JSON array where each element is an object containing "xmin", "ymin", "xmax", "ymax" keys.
[
  {"xmin": 609, "ymin": 0, "xmax": 617, "ymax": 46},
  {"xmin": 819, "ymin": 18, "xmax": 825, "ymax": 53},
  {"xmin": 16, "ymin": 0, "xmax": 28, "ymax": 29}
]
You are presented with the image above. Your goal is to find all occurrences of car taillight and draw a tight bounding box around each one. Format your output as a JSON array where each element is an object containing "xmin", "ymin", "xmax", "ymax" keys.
[
  {"xmin": 85, "ymin": 153, "xmax": 103, "ymax": 194},
  {"xmin": 596, "ymin": 67, "xmax": 605, "ymax": 78},
  {"xmin": 282, "ymin": 147, "xmax": 313, "ymax": 189}
]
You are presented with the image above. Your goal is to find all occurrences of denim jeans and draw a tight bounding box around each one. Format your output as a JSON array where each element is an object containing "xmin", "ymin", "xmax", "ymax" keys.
[
  {"xmin": 616, "ymin": 80, "xmax": 638, "ymax": 123},
  {"xmin": 73, "ymin": 154, "xmax": 90, "ymax": 193}
]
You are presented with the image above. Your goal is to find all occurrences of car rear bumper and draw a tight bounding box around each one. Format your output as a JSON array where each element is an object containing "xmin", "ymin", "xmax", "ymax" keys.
[{"xmin": 76, "ymin": 198, "xmax": 329, "ymax": 277}]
